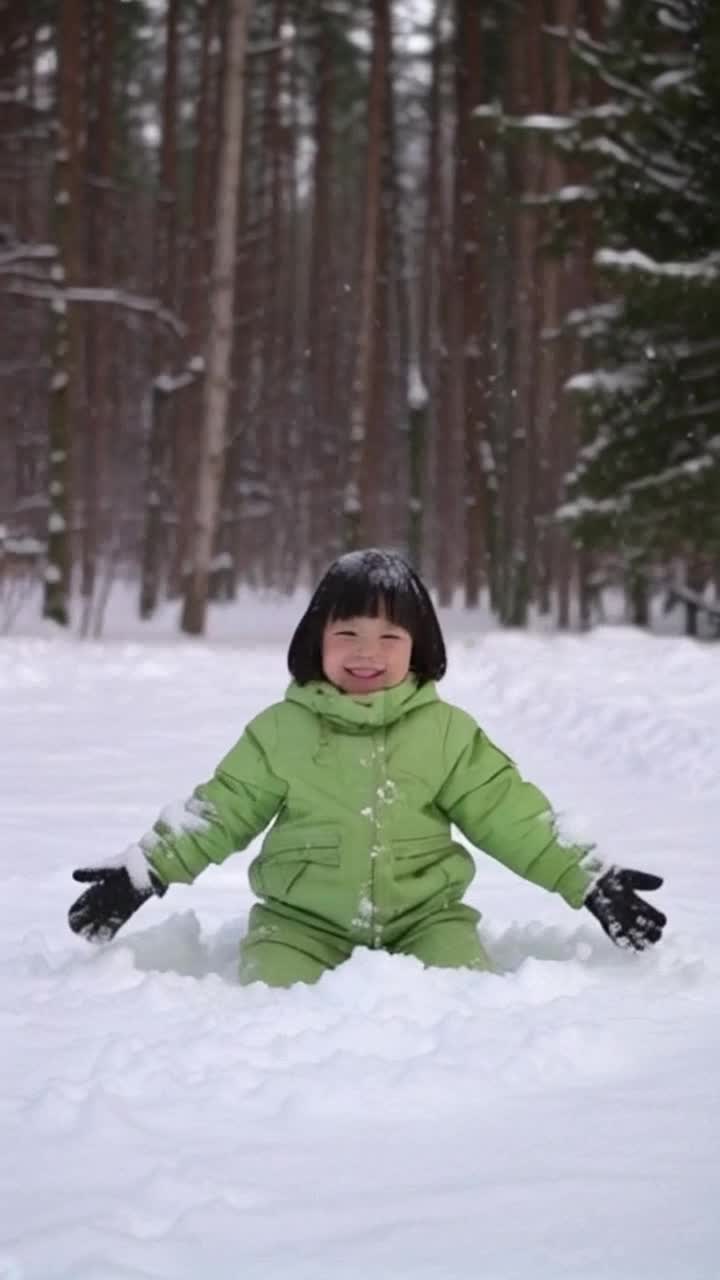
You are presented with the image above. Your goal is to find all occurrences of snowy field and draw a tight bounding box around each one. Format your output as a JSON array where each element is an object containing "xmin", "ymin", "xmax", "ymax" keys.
[{"xmin": 2, "ymin": 601, "xmax": 720, "ymax": 1280}]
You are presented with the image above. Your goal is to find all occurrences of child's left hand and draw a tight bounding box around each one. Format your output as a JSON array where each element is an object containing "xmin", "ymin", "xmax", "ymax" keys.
[{"xmin": 584, "ymin": 867, "xmax": 666, "ymax": 951}]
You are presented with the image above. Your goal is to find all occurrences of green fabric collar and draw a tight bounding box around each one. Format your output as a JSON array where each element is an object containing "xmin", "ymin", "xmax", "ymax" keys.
[{"xmin": 285, "ymin": 676, "xmax": 437, "ymax": 731}]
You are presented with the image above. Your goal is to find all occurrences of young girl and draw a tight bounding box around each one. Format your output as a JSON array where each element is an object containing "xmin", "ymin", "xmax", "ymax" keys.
[{"xmin": 69, "ymin": 548, "xmax": 666, "ymax": 985}]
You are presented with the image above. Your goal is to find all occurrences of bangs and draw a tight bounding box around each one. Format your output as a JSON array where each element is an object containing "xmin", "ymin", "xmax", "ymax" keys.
[{"xmin": 326, "ymin": 552, "xmax": 424, "ymax": 635}]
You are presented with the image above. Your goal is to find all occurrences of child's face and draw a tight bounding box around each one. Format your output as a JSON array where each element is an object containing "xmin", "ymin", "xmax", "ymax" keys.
[{"xmin": 322, "ymin": 610, "xmax": 413, "ymax": 694}]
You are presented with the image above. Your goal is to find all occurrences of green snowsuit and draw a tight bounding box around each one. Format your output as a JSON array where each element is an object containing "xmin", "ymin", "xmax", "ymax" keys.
[{"xmin": 141, "ymin": 677, "xmax": 602, "ymax": 986}]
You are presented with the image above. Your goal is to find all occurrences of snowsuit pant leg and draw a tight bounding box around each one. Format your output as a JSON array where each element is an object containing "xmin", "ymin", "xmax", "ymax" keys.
[
  {"xmin": 387, "ymin": 902, "xmax": 491, "ymax": 972},
  {"xmin": 238, "ymin": 902, "xmax": 355, "ymax": 987}
]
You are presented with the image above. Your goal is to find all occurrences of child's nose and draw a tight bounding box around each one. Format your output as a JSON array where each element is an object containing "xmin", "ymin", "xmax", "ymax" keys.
[{"xmin": 355, "ymin": 640, "xmax": 378, "ymax": 659}]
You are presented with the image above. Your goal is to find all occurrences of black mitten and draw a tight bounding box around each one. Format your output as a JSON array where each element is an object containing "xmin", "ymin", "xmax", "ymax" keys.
[
  {"xmin": 68, "ymin": 865, "xmax": 167, "ymax": 943},
  {"xmin": 585, "ymin": 867, "xmax": 666, "ymax": 951}
]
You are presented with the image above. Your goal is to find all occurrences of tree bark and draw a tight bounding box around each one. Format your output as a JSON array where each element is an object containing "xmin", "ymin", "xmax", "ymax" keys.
[
  {"xmin": 344, "ymin": 0, "xmax": 390, "ymax": 549},
  {"xmin": 139, "ymin": 0, "xmax": 180, "ymax": 620},
  {"xmin": 44, "ymin": 0, "xmax": 83, "ymax": 626},
  {"xmin": 80, "ymin": 0, "xmax": 115, "ymax": 633},
  {"xmin": 456, "ymin": 0, "xmax": 494, "ymax": 609},
  {"xmin": 537, "ymin": 0, "xmax": 576, "ymax": 621},
  {"xmin": 503, "ymin": 0, "xmax": 544, "ymax": 625},
  {"xmin": 307, "ymin": 1, "xmax": 337, "ymax": 578},
  {"xmin": 565, "ymin": 0, "xmax": 605, "ymax": 626},
  {"xmin": 181, "ymin": 0, "xmax": 252, "ymax": 635},
  {"xmin": 169, "ymin": 0, "xmax": 219, "ymax": 600}
]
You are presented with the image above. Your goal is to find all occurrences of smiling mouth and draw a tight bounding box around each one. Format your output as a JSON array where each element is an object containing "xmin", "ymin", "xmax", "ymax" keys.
[{"xmin": 345, "ymin": 668, "xmax": 385, "ymax": 678}]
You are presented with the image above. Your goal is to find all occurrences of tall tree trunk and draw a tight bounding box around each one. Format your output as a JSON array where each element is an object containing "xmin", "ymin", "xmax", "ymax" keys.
[
  {"xmin": 81, "ymin": 0, "xmax": 115, "ymax": 633},
  {"xmin": 44, "ymin": 0, "xmax": 83, "ymax": 626},
  {"xmin": 278, "ymin": 8, "xmax": 303, "ymax": 589},
  {"xmin": 410, "ymin": 0, "xmax": 445, "ymax": 575},
  {"xmin": 569, "ymin": 0, "xmax": 605, "ymax": 626},
  {"xmin": 344, "ymin": 0, "xmax": 390, "ymax": 548},
  {"xmin": 307, "ymin": 1, "xmax": 336, "ymax": 579},
  {"xmin": 263, "ymin": 0, "xmax": 295, "ymax": 586},
  {"xmin": 139, "ymin": 0, "xmax": 179, "ymax": 619},
  {"xmin": 433, "ymin": 12, "xmax": 463, "ymax": 608},
  {"xmin": 419, "ymin": 0, "xmax": 449, "ymax": 585},
  {"xmin": 364, "ymin": 16, "xmax": 397, "ymax": 548},
  {"xmin": 503, "ymin": 0, "xmax": 544, "ymax": 625},
  {"xmin": 456, "ymin": 0, "xmax": 493, "ymax": 609},
  {"xmin": 181, "ymin": 0, "xmax": 251, "ymax": 635},
  {"xmin": 537, "ymin": 0, "xmax": 576, "ymax": 621},
  {"xmin": 169, "ymin": 0, "xmax": 218, "ymax": 599}
]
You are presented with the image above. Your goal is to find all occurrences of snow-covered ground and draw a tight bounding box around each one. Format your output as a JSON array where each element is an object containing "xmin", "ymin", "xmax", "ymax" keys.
[{"xmin": 2, "ymin": 607, "xmax": 719, "ymax": 1280}]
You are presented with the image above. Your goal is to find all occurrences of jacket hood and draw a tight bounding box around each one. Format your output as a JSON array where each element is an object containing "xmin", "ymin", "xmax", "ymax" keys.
[{"xmin": 284, "ymin": 677, "xmax": 438, "ymax": 732}]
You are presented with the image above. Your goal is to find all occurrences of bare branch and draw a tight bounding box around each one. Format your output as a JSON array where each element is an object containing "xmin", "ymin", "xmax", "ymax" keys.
[
  {"xmin": 1, "ymin": 283, "xmax": 187, "ymax": 337},
  {"xmin": 0, "ymin": 243, "xmax": 57, "ymax": 268}
]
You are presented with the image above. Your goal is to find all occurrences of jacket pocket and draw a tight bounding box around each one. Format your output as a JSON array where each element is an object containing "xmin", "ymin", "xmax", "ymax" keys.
[
  {"xmin": 391, "ymin": 833, "xmax": 452, "ymax": 880},
  {"xmin": 249, "ymin": 825, "xmax": 341, "ymax": 903},
  {"xmin": 391, "ymin": 833, "xmax": 475, "ymax": 902}
]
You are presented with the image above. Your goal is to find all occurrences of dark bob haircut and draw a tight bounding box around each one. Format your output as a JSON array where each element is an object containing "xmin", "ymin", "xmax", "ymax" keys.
[{"xmin": 288, "ymin": 548, "xmax": 447, "ymax": 685}]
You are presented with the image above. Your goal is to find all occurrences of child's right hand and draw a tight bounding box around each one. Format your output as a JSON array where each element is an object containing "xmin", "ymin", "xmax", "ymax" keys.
[{"xmin": 68, "ymin": 864, "xmax": 167, "ymax": 943}]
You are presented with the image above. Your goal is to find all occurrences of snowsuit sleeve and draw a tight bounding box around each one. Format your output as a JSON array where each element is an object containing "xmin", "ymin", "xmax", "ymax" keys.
[
  {"xmin": 436, "ymin": 709, "xmax": 603, "ymax": 908},
  {"xmin": 140, "ymin": 713, "xmax": 287, "ymax": 886}
]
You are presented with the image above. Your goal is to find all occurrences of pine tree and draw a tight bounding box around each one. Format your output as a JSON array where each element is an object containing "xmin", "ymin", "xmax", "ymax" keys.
[{"xmin": 558, "ymin": 0, "xmax": 720, "ymax": 601}]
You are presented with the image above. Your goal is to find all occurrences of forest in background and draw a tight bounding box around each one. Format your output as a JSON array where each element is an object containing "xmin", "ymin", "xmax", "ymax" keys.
[{"xmin": 1, "ymin": 0, "xmax": 719, "ymax": 637}]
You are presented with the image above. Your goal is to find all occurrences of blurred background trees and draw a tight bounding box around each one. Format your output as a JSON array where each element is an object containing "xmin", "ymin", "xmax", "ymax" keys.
[{"xmin": 1, "ymin": 0, "xmax": 718, "ymax": 635}]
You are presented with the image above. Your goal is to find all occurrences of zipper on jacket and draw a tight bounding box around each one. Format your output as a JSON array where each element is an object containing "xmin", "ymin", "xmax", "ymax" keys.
[{"xmin": 369, "ymin": 727, "xmax": 386, "ymax": 949}]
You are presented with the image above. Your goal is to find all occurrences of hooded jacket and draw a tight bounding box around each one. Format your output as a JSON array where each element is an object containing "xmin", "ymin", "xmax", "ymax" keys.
[{"xmin": 141, "ymin": 677, "xmax": 601, "ymax": 943}]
